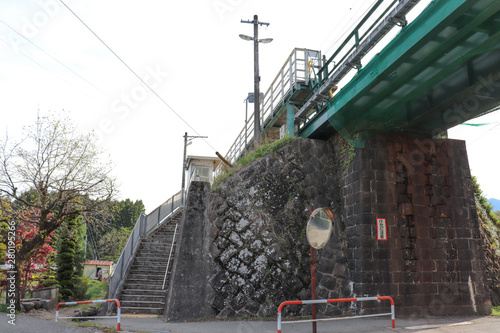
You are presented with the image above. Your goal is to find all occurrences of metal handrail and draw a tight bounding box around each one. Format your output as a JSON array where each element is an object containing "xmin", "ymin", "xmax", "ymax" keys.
[
  {"xmin": 162, "ymin": 222, "xmax": 179, "ymax": 289},
  {"xmin": 215, "ymin": 48, "xmax": 321, "ymax": 177},
  {"xmin": 107, "ymin": 190, "xmax": 184, "ymax": 311},
  {"xmin": 295, "ymin": 0, "xmax": 421, "ymax": 122}
]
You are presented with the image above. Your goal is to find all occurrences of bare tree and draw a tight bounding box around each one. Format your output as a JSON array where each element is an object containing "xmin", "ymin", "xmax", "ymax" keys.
[{"xmin": 0, "ymin": 113, "xmax": 116, "ymax": 309}]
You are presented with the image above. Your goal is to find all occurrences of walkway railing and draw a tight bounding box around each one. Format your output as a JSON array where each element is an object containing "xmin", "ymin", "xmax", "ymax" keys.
[
  {"xmin": 215, "ymin": 48, "xmax": 321, "ymax": 177},
  {"xmin": 295, "ymin": 0, "xmax": 421, "ymax": 124},
  {"xmin": 107, "ymin": 191, "xmax": 183, "ymax": 310},
  {"xmin": 56, "ymin": 299, "xmax": 122, "ymax": 331},
  {"xmin": 277, "ymin": 296, "xmax": 395, "ymax": 333}
]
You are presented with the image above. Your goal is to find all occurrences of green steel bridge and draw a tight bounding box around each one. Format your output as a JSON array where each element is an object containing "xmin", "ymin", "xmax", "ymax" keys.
[{"xmin": 219, "ymin": 0, "xmax": 500, "ymax": 172}]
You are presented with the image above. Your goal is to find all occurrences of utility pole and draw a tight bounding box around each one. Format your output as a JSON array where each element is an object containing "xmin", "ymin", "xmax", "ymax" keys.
[
  {"xmin": 181, "ymin": 132, "xmax": 208, "ymax": 205},
  {"xmin": 240, "ymin": 15, "xmax": 271, "ymax": 150}
]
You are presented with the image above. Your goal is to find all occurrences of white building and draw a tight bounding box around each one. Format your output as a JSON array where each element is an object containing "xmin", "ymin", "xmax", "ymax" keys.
[{"xmin": 185, "ymin": 155, "xmax": 221, "ymax": 186}]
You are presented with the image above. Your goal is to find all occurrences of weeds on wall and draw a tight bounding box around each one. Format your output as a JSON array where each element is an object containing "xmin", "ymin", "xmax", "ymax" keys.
[{"xmin": 212, "ymin": 136, "xmax": 297, "ymax": 191}]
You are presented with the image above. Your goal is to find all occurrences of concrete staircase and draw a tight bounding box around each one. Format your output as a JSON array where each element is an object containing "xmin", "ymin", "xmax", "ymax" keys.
[{"xmin": 119, "ymin": 210, "xmax": 183, "ymax": 315}]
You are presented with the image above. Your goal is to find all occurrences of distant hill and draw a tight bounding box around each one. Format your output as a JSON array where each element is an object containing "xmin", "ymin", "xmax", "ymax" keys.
[{"xmin": 489, "ymin": 198, "xmax": 500, "ymax": 211}]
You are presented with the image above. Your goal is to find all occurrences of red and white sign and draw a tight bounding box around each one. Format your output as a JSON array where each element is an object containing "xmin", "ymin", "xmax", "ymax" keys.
[{"xmin": 376, "ymin": 218, "xmax": 387, "ymax": 241}]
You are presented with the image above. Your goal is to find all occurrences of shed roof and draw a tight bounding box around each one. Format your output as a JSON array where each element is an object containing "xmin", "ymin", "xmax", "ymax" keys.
[{"xmin": 82, "ymin": 260, "xmax": 113, "ymax": 266}]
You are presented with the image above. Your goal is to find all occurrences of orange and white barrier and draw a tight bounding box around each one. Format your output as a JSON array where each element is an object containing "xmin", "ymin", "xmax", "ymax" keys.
[
  {"xmin": 55, "ymin": 298, "xmax": 121, "ymax": 331},
  {"xmin": 277, "ymin": 296, "xmax": 395, "ymax": 333}
]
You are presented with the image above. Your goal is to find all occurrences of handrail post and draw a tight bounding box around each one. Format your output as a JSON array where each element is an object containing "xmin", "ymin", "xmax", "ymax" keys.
[
  {"xmin": 157, "ymin": 205, "xmax": 161, "ymax": 226},
  {"xmin": 130, "ymin": 228, "xmax": 134, "ymax": 256},
  {"xmin": 142, "ymin": 214, "xmax": 147, "ymax": 237}
]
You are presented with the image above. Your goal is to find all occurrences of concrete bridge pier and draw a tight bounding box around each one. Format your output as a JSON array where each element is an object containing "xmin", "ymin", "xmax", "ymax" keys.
[{"xmin": 340, "ymin": 134, "xmax": 491, "ymax": 316}]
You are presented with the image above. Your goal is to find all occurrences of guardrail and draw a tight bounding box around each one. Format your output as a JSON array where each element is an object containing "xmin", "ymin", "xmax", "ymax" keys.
[
  {"xmin": 277, "ymin": 296, "xmax": 395, "ymax": 333},
  {"xmin": 107, "ymin": 191, "xmax": 183, "ymax": 313},
  {"xmin": 214, "ymin": 48, "xmax": 321, "ymax": 177},
  {"xmin": 56, "ymin": 299, "xmax": 121, "ymax": 331}
]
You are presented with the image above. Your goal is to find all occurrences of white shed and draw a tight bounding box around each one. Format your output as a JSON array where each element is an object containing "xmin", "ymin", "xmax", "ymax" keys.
[{"xmin": 186, "ymin": 155, "xmax": 221, "ymax": 186}]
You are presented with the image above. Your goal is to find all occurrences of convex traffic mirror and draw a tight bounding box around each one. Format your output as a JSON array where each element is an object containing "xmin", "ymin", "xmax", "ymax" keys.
[{"xmin": 306, "ymin": 208, "xmax": 334, "ymax": 249}]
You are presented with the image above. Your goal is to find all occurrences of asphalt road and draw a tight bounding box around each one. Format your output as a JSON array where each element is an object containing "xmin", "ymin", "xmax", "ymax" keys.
[
  {"xmin": 0, "ymin": 314, "xmax": 102, "ymax": 333},
  {"xmin": 3, "ymin": 314, "xmax": 500, "ymax": 333}
]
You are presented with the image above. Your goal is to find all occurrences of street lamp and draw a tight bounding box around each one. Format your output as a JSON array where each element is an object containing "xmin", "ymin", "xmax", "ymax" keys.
[{"xmin": 240, "ymin": 14, "xmax": 273, "ymax": 150}]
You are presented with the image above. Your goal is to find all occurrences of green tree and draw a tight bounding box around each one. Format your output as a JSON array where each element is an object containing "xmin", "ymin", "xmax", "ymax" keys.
[
  {"xmin": 91, "ymin": 198, "xmax": 144, "ymax": 262},
  {"xmin": 113, "ymin": 199, "xmax": 145, "ymax": 229},
  {"xmin": 97, "ymin": 227, "xmax": 132, "ymax": 262},
  {"xmin": 472, "ymin": 175, "xmax": 499, "ymax": 225},
  {"xmin": 56, "ymin": 217, "xmax": 78, "ymax": 301},
  {"xmin": 0, "ymin": 113, "xmax": 116, "ymax": 309}
]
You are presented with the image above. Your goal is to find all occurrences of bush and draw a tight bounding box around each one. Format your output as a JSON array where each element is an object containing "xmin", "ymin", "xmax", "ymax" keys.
[
  {"xmin": 86, "ymin": 280, "xmax": 108, "ymax": 300},
  {"xmin": 73, "ymin": 276, "xmax": 89, "ymax": 301},
  {"xmin": 473, "ymin": 176, "xmax": 500, "ymax": 225},
  {"xmin": 41, "ymin": 278, "xmax": 59, "ymax": 288}
]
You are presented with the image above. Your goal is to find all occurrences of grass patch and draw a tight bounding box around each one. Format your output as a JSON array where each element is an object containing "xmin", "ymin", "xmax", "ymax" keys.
[
  {"xmin": 67, "ymin": 321, "xmax": 118, "ymax": 332},
  {"xmin": 86, "ymin": 279, "xmax": 108, "ymax": 300},
  {"xmin": 0, "ymin": 303, "xmax": 20, "ymax": 314},
  {"xmin": 237, "ymin": 135, "xmax": 296, "ymax": 167},
  {"xmin": 212, "ymin": 136, "xmax": 297, "ymax": 191},
  {"xmin": 492, "ymin": 306, "xmax": 500, "ymax": 316}
]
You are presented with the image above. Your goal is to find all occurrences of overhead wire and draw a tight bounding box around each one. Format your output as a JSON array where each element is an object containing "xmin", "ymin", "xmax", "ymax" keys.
[
  {"xmin": 58, "ymin": 0, "xmax": 217, "ymax": 152},
  {"xmin": 322, "ymin": 0, "xmax": 381, "ymax": 57},
  {"xmin": 319, "ymin": 0, "xmax": 374, "ymax": 54},
  {"xmin": 0, "ymin": 36, "xmax": 93, "ymax": 99},
  {"xmin": 86, "ymin": 223, "xmax": 100, "ymax": 260},
  {"xmin": 0, "ymin": 18, "xmax": 109, "ymax": 98}
]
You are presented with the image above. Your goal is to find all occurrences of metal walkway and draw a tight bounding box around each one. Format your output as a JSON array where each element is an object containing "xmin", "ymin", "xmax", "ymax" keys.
[
  {"xmin": 217, "ymin": 0, "xmax": 500, "ymax": 173},
  {"xmin": 299, "ymin": 0, "xmax": 500, "ymax": 147}
]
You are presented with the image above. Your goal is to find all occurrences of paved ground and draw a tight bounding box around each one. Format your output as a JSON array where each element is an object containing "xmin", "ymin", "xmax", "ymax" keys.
[
  {"xmin": 0, "ymin": 314, "xmax": 102, "ymax": 333},
  {"xmin": 3, "ymin": 313, "xmax": 500, "ymax": 332},
  {"xmin": 100, "ymin": 315, "xmax": 500, "ymax": 333}
]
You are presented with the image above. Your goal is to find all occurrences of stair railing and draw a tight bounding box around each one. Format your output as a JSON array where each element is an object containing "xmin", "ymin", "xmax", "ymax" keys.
[
  {"xmin": 107, "ymin": 190, "xmax": 184, "ymax": 313},
  {"xmin": 162, "ymin": 222, "xmax": 179, "ymax": 289}
]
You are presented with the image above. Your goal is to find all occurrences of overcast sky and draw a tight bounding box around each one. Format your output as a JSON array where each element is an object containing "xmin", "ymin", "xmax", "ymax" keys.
[{"xmin": 1, "ymin": 0, "xmax": 498, "ymax": 212}]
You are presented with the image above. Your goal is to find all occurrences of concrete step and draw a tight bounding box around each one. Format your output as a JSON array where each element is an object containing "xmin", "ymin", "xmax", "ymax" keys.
[
  {"xmin": 134, "ymin": 252, "xmax": 172, "ymax": 258},
  {"xmin": 121, "ymin": 294, "xmax": 166, "ymax": 303},
  {"xmin": 129, "ymin": 264, "xmax": 169, "ymax": 271},
  {"xmin": 139, "ymin": 237, "xmax": 177, "ymax": 245},
  {"xmin": 121, "ymin": 306, "xmax": 163, "ymax": 315},
  {"xmin": 120, "ymin": 300, "xmax": 165, "ymax": 309},
  {"xmin": 123, "ymin": 282, "xmax": 167, "ymax": 290},
  {"xmin": 121, "ymin": 289, "xmax": 167, "ymax": 296},
  {"xmin": 127, "ymin": 274, "xmax": 167, "ymax": 281},
  {"xmin": 129, "ymin": 265, "xmax": 169, "ymax": 271},
  {"xmin": 135, "ymin": 246, "xmax": 175, "ymax": 253},
  {"xmin": 133, "ymin": 252, "xmax": 172, "ymax": 258},
  {"xmin": 128, "ymin": 269, "xmax": 171, "ymax": 276}
]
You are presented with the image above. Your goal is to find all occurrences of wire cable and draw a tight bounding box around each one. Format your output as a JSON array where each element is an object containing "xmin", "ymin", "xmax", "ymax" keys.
[
  {"xmin": 0, "ymin": 18, "xmax": 109, "ymax": 97},
  {"xmin": 58, "ymin": 0, "xmax": 217, "ymax": 152},
  {"xmin": 0, "ymin": 37, "xmax": 98, "ymax": 101}
]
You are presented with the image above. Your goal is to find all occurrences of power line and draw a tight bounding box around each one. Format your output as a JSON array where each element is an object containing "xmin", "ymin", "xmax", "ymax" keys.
[
  {"xmin": 58, "ymin": 0, "xmax": 217, "ymax": 152},
  {"xmin": 0, "ymin": 37, "xmax": 92, "ymax": 98},
  {"xmin": 86, "ymin": 223, "xmax": 100, "ymax": 260},
  {"xmin": 0, "ymin": 18, "xmax": 109, "ymax": 97}
]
